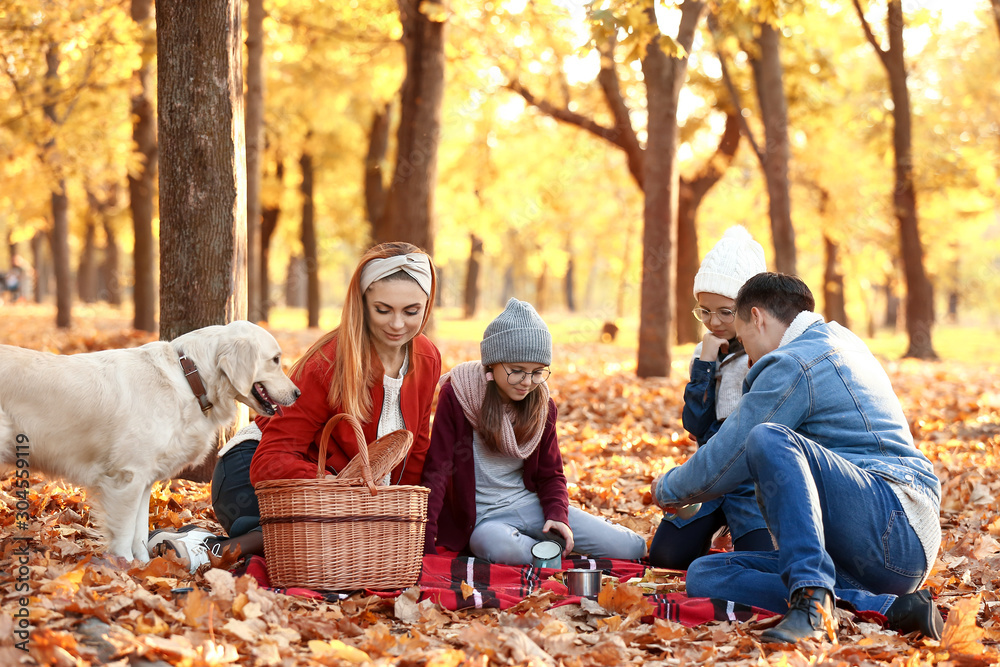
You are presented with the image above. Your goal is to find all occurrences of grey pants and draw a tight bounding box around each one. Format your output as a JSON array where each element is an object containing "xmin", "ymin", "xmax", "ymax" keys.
[{"xmin": 469, "ymin": 500, "xmax": 648, "ymax": 565}]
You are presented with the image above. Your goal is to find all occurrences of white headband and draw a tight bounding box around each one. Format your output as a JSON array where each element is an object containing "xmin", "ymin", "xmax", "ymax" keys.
[{"xmin": 359, "ymin": 253, "xmax": 433, "ymax": 296}]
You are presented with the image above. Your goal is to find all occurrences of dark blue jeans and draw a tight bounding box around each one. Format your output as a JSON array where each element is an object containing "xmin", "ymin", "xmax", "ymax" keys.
[
  {"xmin": 211, "ymin": 440, "xmax": 263, "ymax": 538},
  {"xmin": 685, "ymin": 424, "xmax": 928, "ymax": 615}
]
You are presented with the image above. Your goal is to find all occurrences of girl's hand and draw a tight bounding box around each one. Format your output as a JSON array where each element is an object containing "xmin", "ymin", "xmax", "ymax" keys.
[
  {"xmin": 543, "ymin": 520, "xmax": 574, "ymax": 556},
  {"xmin": 700, "ymin": 332, "xmax": 729, "ymax": 361}
]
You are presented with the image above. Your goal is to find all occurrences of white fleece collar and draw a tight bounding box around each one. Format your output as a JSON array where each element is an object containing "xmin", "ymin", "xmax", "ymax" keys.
[{"xmin": 779, "ymin": 311, "xmax": 825, "ymax": 348}]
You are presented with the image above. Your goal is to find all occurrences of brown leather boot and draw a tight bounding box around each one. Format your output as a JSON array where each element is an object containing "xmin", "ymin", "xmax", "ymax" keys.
[{"xmin": 761, "ymin": 587, "xmax": 837, "ymax": 643}]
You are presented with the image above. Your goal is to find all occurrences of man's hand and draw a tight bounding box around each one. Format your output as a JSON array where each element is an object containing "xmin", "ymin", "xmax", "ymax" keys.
[
  {"xmin": 652, "ymin": 474, "xmax": 701, "ymax": 519},
  {"xmin": 700, "ymin": 332, "xmax": 729, "ymax": 362},
  {"xmin": 543, "ymin": 520, "xmax": 574, "ymax": 556}
]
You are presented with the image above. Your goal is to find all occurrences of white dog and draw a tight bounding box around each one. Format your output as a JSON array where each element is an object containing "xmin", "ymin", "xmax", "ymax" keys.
[{"xmin": 0, "ymin": 320, "xmax": 299, "ymax": 562}]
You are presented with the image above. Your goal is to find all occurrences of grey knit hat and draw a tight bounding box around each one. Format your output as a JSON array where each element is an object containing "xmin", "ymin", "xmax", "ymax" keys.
[{"xmin": 481, "ymin": 298, "xmax": 552, "ymax": 366}]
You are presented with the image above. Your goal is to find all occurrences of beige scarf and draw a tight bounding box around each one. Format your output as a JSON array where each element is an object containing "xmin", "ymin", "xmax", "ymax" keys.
[{"xmin": 442, "ymin": 360, "xmax": 549, "ymax": 460}]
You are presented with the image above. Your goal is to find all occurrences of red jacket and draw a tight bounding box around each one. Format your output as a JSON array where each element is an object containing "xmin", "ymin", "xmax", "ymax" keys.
[
  {"xmin": 421, "ymin": 381, "xmax": 569, "ymax": 554},
  {"xmin": 249, "ymin": 334, "xmax": 441, "ymax": 486}
]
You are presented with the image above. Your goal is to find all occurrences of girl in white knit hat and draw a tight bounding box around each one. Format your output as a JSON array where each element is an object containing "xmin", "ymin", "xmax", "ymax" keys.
[
  {"xmin": 649, "ymin": 226, "xmax": 775, "ymax": 569},
  {"xmin": 421, "ymin": 297, "xmax": 648, "ymax": 565}
]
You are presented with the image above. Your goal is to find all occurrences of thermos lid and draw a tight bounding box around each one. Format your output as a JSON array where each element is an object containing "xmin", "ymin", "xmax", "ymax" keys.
[{"xmin": 531, "ymin": 540, "xmax": 562, "ymax": 560}]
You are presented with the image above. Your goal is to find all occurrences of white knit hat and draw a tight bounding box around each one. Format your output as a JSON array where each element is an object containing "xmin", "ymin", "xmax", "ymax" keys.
[{"xmin": 693, "ymin": 226, "xmax": 767, "ymax": 300}]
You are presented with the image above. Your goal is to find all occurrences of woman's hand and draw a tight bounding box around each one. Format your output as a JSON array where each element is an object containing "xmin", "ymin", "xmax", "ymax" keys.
[{"xmin": 543, "ymin": 520, "xmax": 574, "ymax": 556}]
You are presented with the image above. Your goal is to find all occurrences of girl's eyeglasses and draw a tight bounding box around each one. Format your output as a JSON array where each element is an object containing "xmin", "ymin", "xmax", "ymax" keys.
[
  {"xmin": 499, "ymin": 363, "xmax": 550, "ymax": 384},
  {"xmin": 692, "ymin": 307, "xmax": 736, "ymax": 324}
]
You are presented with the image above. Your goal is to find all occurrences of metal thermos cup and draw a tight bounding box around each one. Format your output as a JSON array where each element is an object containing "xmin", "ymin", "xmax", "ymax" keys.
[{"xmin": 531, "ymin": 540, "xmax": 563, "ymax": 569}]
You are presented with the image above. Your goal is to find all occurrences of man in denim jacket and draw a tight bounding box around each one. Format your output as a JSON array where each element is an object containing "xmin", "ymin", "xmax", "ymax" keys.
[{"xmin": 653, "ymin": 273, "xmax": 942, "ymax": 643}]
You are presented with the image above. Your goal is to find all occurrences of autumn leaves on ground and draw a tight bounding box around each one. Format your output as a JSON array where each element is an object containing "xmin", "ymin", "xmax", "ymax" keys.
[{"xmin": 1, "ymin": 307, "xmax": 999, "ymax": 666}]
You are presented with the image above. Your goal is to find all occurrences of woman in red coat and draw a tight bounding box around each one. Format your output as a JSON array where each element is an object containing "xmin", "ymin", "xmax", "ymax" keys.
[{"xmin": 149, "ymin": 242, "xmax": 441, "ymax": 571}]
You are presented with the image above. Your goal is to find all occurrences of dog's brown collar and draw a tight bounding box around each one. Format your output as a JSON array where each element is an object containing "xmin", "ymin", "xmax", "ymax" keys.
[{"xmin": 178, "ymin": 353, "xmax": 213, "ymax": 413}]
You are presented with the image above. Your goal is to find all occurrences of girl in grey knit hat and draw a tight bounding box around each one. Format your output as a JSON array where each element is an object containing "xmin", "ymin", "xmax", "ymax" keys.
[{"xmin": 420, "ymin": 298, "xmax": 648, "ymax": 565}]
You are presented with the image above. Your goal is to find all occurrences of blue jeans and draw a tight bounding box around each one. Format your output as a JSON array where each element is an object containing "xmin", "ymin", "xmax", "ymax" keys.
[
  {"xmin": 211, "ymin": 440, "xmax": 263, "ymax": 538},
  {"xmin": 686, "ymin": 423, "xmax": 928, "ymax": 615}
]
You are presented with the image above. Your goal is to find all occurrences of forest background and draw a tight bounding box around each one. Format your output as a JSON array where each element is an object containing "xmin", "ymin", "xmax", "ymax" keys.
[{"xmin": 1, "ymin": 0, "xmax": 998, "ymax": 370}]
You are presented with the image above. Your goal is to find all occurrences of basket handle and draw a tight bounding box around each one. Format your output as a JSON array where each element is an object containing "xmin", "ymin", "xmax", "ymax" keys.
[{"xmin": 317, "ymin": 414, "xmax": 378, "ymax": 495}]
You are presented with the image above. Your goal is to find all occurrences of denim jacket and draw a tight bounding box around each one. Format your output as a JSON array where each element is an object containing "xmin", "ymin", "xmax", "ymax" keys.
[{"xmin": 657, "ymin": 319, "xmax": 941, "ymax": 507}]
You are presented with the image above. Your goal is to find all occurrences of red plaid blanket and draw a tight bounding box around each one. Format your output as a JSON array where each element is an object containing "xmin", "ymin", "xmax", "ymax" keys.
[{"xmin": 240, "ymin": 553, "xmax": 774, "ymax": 626}]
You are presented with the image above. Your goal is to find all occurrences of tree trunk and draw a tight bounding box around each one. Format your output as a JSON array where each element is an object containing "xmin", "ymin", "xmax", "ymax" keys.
[
  {"xmin": 130, "ymin": 0, "xmax": 158, "ymax": 332},
  {"xmin": 31, "ymin": 232, "xmax": 48, "ymax": 303},
  {"xmin": 157, "ymin": 0, "xmax": 247, "ymax": 338},
  {"xmin": 675, "ymin": 185, "xmax": 701, "ymax": 345},
  {"xmin": 565, "ymin": 252, "xmax": 576, "ymax": 313},
  {"xmin": 101, "ymin": 219, "xmax": 122, "ymax": 306},
  {"xmin": 535, "ymin": 262, "xmax": 548, "ymax": 313},
  {"xmin": 854, "ymin": 0, "xmax": 936, "ymax": 358},
  {"xmin": 749, "ymin": 23, "xmax": 796, "ymax": 276},
  {"xmin": 245, "ymin": 0, "xmax": 265, "ymax": 323},
  {"xmin": 636, "ymin": 0, "xmax": 706, "ymax": 378},
  {"xmin": 676, "ymin": 111, "xmax": 741, "ymax": 345},
  {"xmin": 79, "ymin": 220, "xmax": 98, "ymax": 303},
  {"xmin": 49, "ymin": 186, "xmax": 72, "ymax": 328},
  {"xmin": 463, "ymin": 233, "xmax": 482, "ymax": 318},
  {"xmin": 823, "ymin": 235, "xmax": 848, "ymax": 327},
  {"xmin": 285, "ymin": 255, "xmax": 305, "ymax": 308},
  {"xmin": 991, "ymin": 0, "xmax": 1000, "ymax": 44},
  {"xmin": 259, "ymin": 157, "xmax": 283, "ymax": 322},
  {"xmin": 157, "ymin": 0, "xmax": 247, "ymax": 482},
  {"xmin": 377, "ymin": 0, "xmax": 445, "ymax": 253},
  {"xmin": 300, "ymin": 150, "xmax": 320, "ymax": 328},
  {"xmin": 43, "ymin": 44, "xmax": 72, "ymax": 329},
  {"xmin": 365, "ymin": 102, "xmax": 391, "ymax": 239}
]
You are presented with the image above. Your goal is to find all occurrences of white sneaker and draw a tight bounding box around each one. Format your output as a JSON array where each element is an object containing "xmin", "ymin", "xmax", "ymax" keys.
[{"xmin": 147, "ymin": 526, "xmax": 219, "ymax": 573}]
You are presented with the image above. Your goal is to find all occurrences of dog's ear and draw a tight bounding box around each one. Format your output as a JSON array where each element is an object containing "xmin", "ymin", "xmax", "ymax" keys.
[{"xmin": 217, "ymin": 338, "xmax": 258, "ymax": 396}]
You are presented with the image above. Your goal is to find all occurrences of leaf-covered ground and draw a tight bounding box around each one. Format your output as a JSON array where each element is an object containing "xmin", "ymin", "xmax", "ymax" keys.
[{"xmin": 1, "ymin": 306, "xmax": 999, "ymax": 666}]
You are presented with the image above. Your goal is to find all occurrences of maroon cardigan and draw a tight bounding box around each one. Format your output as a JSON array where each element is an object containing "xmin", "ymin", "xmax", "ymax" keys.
[{"xmin": 421, "ymin": 380, "xmax": 570, "ymax": 554}]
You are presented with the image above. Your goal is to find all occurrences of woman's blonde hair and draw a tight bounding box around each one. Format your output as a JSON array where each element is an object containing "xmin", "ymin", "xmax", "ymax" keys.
[{"xmin": 289, "ymin": 241, "xmax": 436, "ymax": 423}]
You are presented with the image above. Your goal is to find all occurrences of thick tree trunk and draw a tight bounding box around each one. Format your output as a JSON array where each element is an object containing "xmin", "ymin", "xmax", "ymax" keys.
[
  {"xmin": 101, "ymin": 219, "xmax": 122, "ymax": 306},
  {"xmin": 463, "ymin": 233, "xmax": 482, "ymax": 318},
  {"xmin": 365, "ymin": 102, "xmax": 392, "ymax": 239},
  {"xmin": 377, "ymin": 0, "xmax": 445, "ymax": 253},
  {"xmin": 823, "ymin": 235, "xmax": 848, "ymax": 327},
  {"xmin": 245, "ymin": 0, "xmax": 264, "ymax": 323},
  {"xmin": 285, "ymin": 255, "xmax": 305, "ymax": 309},
  {"xmin": 130, "ymin": 0, "xmax": 158, "ymax": 332},
  {"xmin": 300, "ymin": 150, "xmax": 320, "ymax": 328},
  {"xmin": 79, "ymin": 220, "xmax": 98, "ymax": 303},
  {"xmin": 157, "ymin": 0, "xmax": 247, "ymax": 482},
  {"xmin": 636, "ymin": 0, "xmax": 706, "ymax": 378},
  {"xmin": 749, "ymin": 23, "xmax": 796, "ymax": 276}
]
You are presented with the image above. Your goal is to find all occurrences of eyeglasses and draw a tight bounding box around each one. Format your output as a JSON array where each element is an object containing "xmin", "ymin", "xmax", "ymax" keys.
[
  {"xmin": 499, "ymin": 363, "xmax": 550, "ymax": 385},
  {"xmin": 692, "ymin": 307, "xmax": 736, "ymax": 324}
]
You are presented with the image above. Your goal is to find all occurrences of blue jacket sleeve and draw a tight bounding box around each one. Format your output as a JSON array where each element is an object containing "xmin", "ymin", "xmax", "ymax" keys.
[
  {"xmin": 682, "ymin": 358, "xmax": 718, "ymax": 444},
  {"xmin": 656, "ymin": 353, "xmax": 811, "ymax": 507}
]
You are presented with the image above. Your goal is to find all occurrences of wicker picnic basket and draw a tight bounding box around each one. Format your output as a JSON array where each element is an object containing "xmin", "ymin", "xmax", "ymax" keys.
[{"xmin": 254, "ymin": 414, "xmax": 429, "ymax": 591}]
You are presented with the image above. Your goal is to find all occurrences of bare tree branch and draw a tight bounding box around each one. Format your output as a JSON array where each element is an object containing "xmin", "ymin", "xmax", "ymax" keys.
[
  {"xmin": 707, "ymin": 12, "xmax": 764, "ymax": 166},
  {"xmin": 851, "ymin": 0, "xmax": 891, "ymax": 71}
]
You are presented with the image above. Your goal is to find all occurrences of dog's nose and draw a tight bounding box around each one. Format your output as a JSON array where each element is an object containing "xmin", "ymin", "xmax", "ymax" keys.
[{"xmin": 293, "ymin": 389, "xmax": 301, "ymax": 400}]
